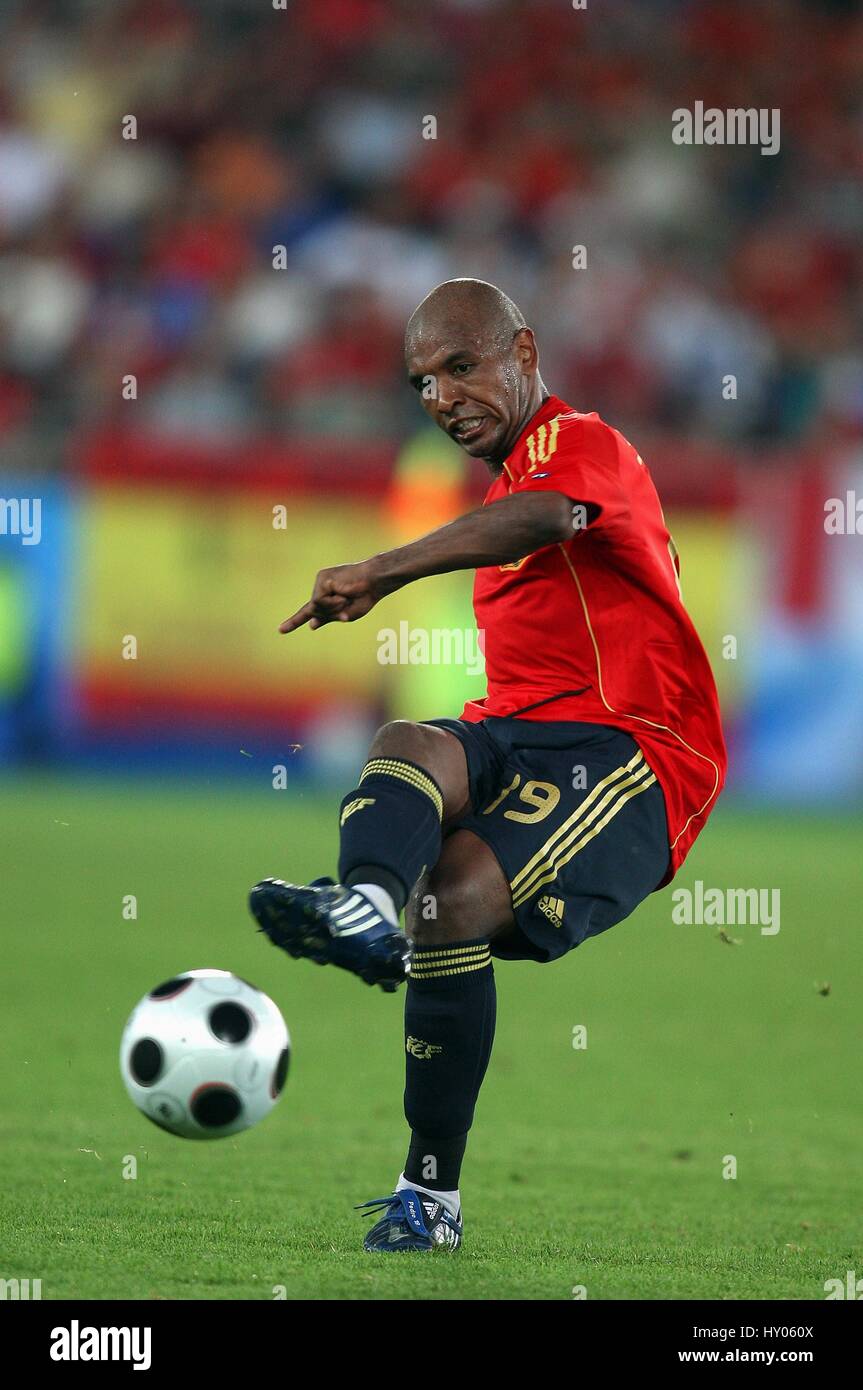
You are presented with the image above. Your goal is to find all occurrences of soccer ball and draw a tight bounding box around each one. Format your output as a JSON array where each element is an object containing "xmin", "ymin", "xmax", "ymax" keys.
[{"xmin": 120, "ymin": 969, "xmax": 290, "ymax": 1140}]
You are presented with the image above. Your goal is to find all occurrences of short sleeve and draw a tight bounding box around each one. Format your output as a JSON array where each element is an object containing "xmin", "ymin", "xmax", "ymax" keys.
[{"xmin": 510, "ymin": 414, "xmax": 630, "ymax": 533}]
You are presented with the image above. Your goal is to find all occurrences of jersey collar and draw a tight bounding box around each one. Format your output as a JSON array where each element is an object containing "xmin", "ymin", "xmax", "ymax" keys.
[{"xmin": 502, "ymin": 393, "xmax": 571, "ymax": 480}]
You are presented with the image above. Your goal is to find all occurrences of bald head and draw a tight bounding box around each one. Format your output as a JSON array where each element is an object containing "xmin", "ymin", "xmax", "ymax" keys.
[
  {"xmin": 405, "ymin": 278, "xmax": 526, "ymax": 359},
  {"xmin": 404, "ymin": 279, "xmax": 546, "ymax": 470}
]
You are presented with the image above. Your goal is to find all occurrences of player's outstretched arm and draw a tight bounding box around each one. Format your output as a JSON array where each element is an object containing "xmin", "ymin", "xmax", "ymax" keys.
[{"xmin": 279, "ymin": 490, "xmax": 575, "ymax": 633}]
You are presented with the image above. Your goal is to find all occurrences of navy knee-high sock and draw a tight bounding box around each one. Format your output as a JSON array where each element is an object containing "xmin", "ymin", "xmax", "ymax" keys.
[
  {"xmin": 402, "ymin": 939, "xmax": 497, "ymax": 1192},
  {"xmin": 337, "ymin": 757, "xmax": 443, "ymax": 910}
]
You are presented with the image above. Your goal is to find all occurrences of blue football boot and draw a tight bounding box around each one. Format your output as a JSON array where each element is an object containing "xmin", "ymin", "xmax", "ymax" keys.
[
  {"xmin": 357, "ymin": 1189, "xmax": 463, "ymax": 1252},
  {"xmin": 249, "ymin": 876, "xmax": 411, "ymax": 992}
]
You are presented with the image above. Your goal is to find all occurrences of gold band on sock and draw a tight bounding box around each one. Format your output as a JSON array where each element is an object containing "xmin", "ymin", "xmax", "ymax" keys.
[
  {"xmin": 359, "ymin": 758, "xmax": 444, "ymax": 820},
  {"xmin": 410, "ymin": 942, "xmax": 491, "ymax": 981}
]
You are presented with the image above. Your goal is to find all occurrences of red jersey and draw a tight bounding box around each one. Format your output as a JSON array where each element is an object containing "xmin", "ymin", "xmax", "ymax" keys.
[{"xmin": 460, "ymin": 394, "xmax": 727, "ymax": 880}]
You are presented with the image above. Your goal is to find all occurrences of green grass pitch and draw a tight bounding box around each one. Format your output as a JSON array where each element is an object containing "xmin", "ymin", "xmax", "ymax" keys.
[{"xmin": 1, "ymin": 776, "xmax": 860, "ymax": 1300}]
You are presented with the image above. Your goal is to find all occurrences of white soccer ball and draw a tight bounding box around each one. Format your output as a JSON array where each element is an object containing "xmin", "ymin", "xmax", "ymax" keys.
[{"xmin": 119, "ymin": 969, "xmax": 290, "ymax": 1140}]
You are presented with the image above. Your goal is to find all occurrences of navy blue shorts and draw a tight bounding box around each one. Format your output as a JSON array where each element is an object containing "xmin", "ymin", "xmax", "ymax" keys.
[{"xmin": 424, "ymin": 716, "xmax": 670, "ymax": 963}]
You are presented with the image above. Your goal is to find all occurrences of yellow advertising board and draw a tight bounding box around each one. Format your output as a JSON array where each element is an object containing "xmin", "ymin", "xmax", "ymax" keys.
[{"xmin": 77, "ymin": 482, "xmax": 743, "ymax": 721}]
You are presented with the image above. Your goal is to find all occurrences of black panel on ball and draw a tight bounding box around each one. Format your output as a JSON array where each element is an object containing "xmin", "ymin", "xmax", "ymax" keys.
[
  {"xmin": 149, "ymin": 977, "xmax": 192, "ymax": 1000},
  {"xmin": 271, "ymin": 1047, "xmax": 290, "ymax": 1097},
  {"xmin": 190, "ymin": 1085, "xmax": 242, "ymax": 1128},
  {"xmin": 130, "ymin": 1038, "xmax": 163, "ymax": 1085},
  {"xmin": 208, "ymin": 1002, "xmax": 252, "ymax": 1043}
]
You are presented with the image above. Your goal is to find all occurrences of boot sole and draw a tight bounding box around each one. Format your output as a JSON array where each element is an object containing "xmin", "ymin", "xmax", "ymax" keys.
[{"xmin": 250, "ymin": 879, "xmax": 409, "ymax": 992}]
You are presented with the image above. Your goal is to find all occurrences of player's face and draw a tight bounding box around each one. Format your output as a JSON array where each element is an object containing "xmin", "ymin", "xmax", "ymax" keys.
[{"xmin": 406, "ymin": 328, "xmax": 537, "ymax": 464}]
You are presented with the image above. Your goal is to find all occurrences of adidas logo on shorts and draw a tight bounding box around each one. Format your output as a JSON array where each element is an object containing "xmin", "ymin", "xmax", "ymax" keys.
[{"xmin": 537, "ymin": 894, "xmax": 565, "ymax": 928}]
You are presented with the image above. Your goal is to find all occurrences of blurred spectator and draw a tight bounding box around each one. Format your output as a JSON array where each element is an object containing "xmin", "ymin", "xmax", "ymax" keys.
[{"xmin": 0, "ymin": 0, "xmax": 860, "ymax": 464}]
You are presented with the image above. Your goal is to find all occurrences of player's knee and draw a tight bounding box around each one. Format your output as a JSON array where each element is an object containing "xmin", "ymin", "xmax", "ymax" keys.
[
  {"xmin": 369, "ymin": 717, "xmax": 450, "ymax": 772},
  {"xmin": 368, "ymin": 719, "xmax": 434, "ymax": 761},
  {"xmin": 408, "ymin": 866, "xmax": 482, "ymax": 946},
  {"xmin": 366, "ymin": 720, "xmax": 469, "ymax": 823}
]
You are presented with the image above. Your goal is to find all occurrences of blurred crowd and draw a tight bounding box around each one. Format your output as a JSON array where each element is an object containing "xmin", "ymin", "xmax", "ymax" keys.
[{"xmin": 0, "ymin": 0, "xmax": 862, "ymax": 472}]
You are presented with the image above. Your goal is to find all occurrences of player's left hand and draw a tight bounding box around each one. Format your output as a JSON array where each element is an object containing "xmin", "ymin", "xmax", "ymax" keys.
[{"xmin": 279, "ymin": 561, "xmax": 388, "ymax": 633}]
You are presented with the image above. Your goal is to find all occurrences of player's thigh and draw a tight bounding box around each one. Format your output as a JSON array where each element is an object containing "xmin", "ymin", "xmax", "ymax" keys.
[
  {"xmin": 367, "ymin": 719, "xmax": 471, "ymax": 822},
  {"xmin": 405, "ymin": 829, "xmax": 516, "ymax": 947}
]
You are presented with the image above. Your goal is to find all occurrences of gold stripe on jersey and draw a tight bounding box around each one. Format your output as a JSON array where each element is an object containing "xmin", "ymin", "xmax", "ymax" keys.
[{"xmin": 556, "ymin": 543, "xmax": 722, "ymax": 853}]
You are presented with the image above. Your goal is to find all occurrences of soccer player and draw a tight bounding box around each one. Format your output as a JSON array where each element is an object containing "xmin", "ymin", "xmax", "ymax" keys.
[{"xmin": 249, "ymin": 278, "xmax": 727, "ymax": 1252}]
